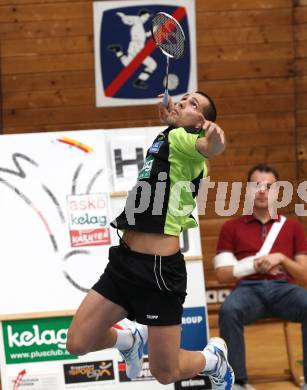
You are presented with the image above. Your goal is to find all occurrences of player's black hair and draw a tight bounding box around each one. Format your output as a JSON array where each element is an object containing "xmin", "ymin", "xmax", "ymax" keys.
[
  {"xmin": 247, "ymin": 163, "xmax": 280, "ymax": 181},
  {"xmin": 196, "ymin": 91, "xmax": 217, "ymax": 122},
  {"xmin": 138, "ymin": 9, "xmax": 151, "ymax": 17}
]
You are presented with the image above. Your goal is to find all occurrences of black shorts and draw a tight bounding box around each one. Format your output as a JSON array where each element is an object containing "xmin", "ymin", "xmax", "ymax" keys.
[{"xmin": 92, "ymin": 243, "xmax": 187, "ymax": 326}]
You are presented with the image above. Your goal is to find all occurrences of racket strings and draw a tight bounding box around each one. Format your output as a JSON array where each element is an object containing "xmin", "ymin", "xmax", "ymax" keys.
[{"xmin": 152, "ymin": 13, "xmax": 185, "ymax": 59}]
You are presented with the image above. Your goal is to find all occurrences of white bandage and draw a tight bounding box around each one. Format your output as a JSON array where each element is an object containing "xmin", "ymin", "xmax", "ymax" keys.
[
  {"xmin": 233, "ymin": 256, "xmax": 256, "ymax": 278},
  {"xmin": 214, "ymin": 252, "xmax": 237, "ymax": 269}
]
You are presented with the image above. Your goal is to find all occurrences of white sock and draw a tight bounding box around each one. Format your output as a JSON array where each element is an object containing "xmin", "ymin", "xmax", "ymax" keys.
[
  {"xmin": 114, "ymin": 329, "xmax": 134, "ymax": 351},
  {"xmin": 201, "ymin": 349, "xmax": 218, "ymax": 372}
]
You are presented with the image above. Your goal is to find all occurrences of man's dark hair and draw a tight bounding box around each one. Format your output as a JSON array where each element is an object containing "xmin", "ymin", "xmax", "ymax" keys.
[
  {"xmin": 196, "ymin": 91, "xmax": 217, "ymax": 122},
  {"xmin": 247, "ymin": 163, "xmax": 279, "ymax": 181}
]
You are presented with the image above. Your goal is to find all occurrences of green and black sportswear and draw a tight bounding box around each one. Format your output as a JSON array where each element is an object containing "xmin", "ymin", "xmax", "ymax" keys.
[{"xmin": 111, "ymin": 126, "xmax": 208, "ymax": 236}]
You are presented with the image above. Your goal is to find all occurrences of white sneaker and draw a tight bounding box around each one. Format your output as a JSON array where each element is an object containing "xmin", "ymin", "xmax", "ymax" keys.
[
  {"xmin": 119, "ymin": 322, "xmax": 148, "ymax": 379},
  {"xmin": 203, "ymin": 337, "xmax": 235, "ymax": 389}
]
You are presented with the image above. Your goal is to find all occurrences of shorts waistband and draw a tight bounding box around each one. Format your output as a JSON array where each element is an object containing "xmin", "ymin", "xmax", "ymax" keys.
[{"xmin": 118, "ymin": 242, "xmax": 182, "ymax": 261}]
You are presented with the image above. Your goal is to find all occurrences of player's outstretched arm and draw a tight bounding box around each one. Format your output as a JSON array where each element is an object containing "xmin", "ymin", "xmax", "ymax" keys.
[{"xmin": 196, "ymin": 121, "xmax": 226, "ymax": 158}]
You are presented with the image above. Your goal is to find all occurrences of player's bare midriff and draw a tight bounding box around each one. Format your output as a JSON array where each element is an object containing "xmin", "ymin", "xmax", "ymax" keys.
[{"xmin": 122, "ymin": 230, "xmax": 180, "ymax": 256}]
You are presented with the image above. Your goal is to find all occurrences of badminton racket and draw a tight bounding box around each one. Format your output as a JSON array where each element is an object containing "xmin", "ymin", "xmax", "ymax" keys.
[{"xmin": 151, "ymin": 12, "xmax": 186, "ymax": 106}]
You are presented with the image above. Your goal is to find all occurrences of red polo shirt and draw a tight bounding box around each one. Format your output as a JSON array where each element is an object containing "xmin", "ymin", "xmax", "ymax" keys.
[{"xmin": 216, "ymin": 215, "xmax": 307, "ymax": 280}]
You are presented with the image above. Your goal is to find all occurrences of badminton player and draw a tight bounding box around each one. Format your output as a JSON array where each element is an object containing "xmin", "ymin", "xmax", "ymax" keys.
[{"xmin": 66, "ymin": 91, "xmax": 234, "ymax": 389}]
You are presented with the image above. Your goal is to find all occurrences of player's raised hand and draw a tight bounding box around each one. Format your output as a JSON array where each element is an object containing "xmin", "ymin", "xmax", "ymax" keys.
[
  {"xmin": 196, "ymin": 121, "xmax": 226, "ymax": 158},
  {"xmin": 157, "ymin": 93, "xmax": 175, "ymax": 124}
]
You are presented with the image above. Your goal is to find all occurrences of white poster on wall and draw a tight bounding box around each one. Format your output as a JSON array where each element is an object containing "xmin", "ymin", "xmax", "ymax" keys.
[
  {"xmin": 0, "ymin": 126, "xmax": 207, "ymax": 308},
  {"xmin": 0, "ymin": 130, "xmax": 111, "ymax": 314}
]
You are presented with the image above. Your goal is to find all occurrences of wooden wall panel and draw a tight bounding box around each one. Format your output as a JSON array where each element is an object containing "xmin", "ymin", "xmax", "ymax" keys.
[
  {"xmin": 199, "ymin": 59, "xmax": 294, "ymax": 81},
  {"xmin": 197, "ymin": 0, "xmax": 292, "ymax": 11},
  {"xmin": 197, "ymin": 9, "xmax": 292, "ymax": 29},
  {"xmin": 0, "ymin": 3, "xmax": 91, "ymax": 21},
  {"xmin": 0, "ymin": 18, "xmax": 92, "ymax": 39},
  {"xmin": 295, "ymin": 0, "xmax": 307, "ymax": 232}
]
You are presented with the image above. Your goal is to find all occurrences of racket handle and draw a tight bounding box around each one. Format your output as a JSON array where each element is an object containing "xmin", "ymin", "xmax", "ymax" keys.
[{"xmin": 163, "ymin": 90, "xmax": 169, "ymax": 107}]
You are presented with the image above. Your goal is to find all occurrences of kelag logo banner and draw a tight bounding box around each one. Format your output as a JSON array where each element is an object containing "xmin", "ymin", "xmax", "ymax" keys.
[
  {"xmin": 93, "ymin": 0, "xmax": 197, "ymax": 107},
  {"xmin": 2, "ymin": 317, "xmax": 76, "ymax": 364}
]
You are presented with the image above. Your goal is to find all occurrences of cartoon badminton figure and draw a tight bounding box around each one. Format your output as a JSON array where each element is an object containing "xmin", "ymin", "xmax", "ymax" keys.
[{"xmin": 108, "ymin": 9, "xmax": 157, "ymax": 89}]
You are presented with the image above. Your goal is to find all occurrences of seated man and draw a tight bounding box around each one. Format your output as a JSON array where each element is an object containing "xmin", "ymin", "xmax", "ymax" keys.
[{"xmin": 213, "ymin": 163, "xmax": 307, "ymax": 390}]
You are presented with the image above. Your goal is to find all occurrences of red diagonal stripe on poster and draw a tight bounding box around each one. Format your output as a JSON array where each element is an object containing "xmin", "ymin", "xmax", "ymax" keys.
[
  {"xmin": 104, "ymin": 6, "xmax": 186, "ymax": 97},
  {"xmin": 14, "ymin": 369, "xmax": 26, "ymax": 390}
]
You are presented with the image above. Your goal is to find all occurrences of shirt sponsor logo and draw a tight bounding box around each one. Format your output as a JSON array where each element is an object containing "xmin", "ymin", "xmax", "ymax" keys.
[
  {"xmin": 138, "ymin": 155, "xmax": 154, "ymax": 179},
  {"xmin": 149, "ymin": 141, "xmax": 164, "ymax": 154}
]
